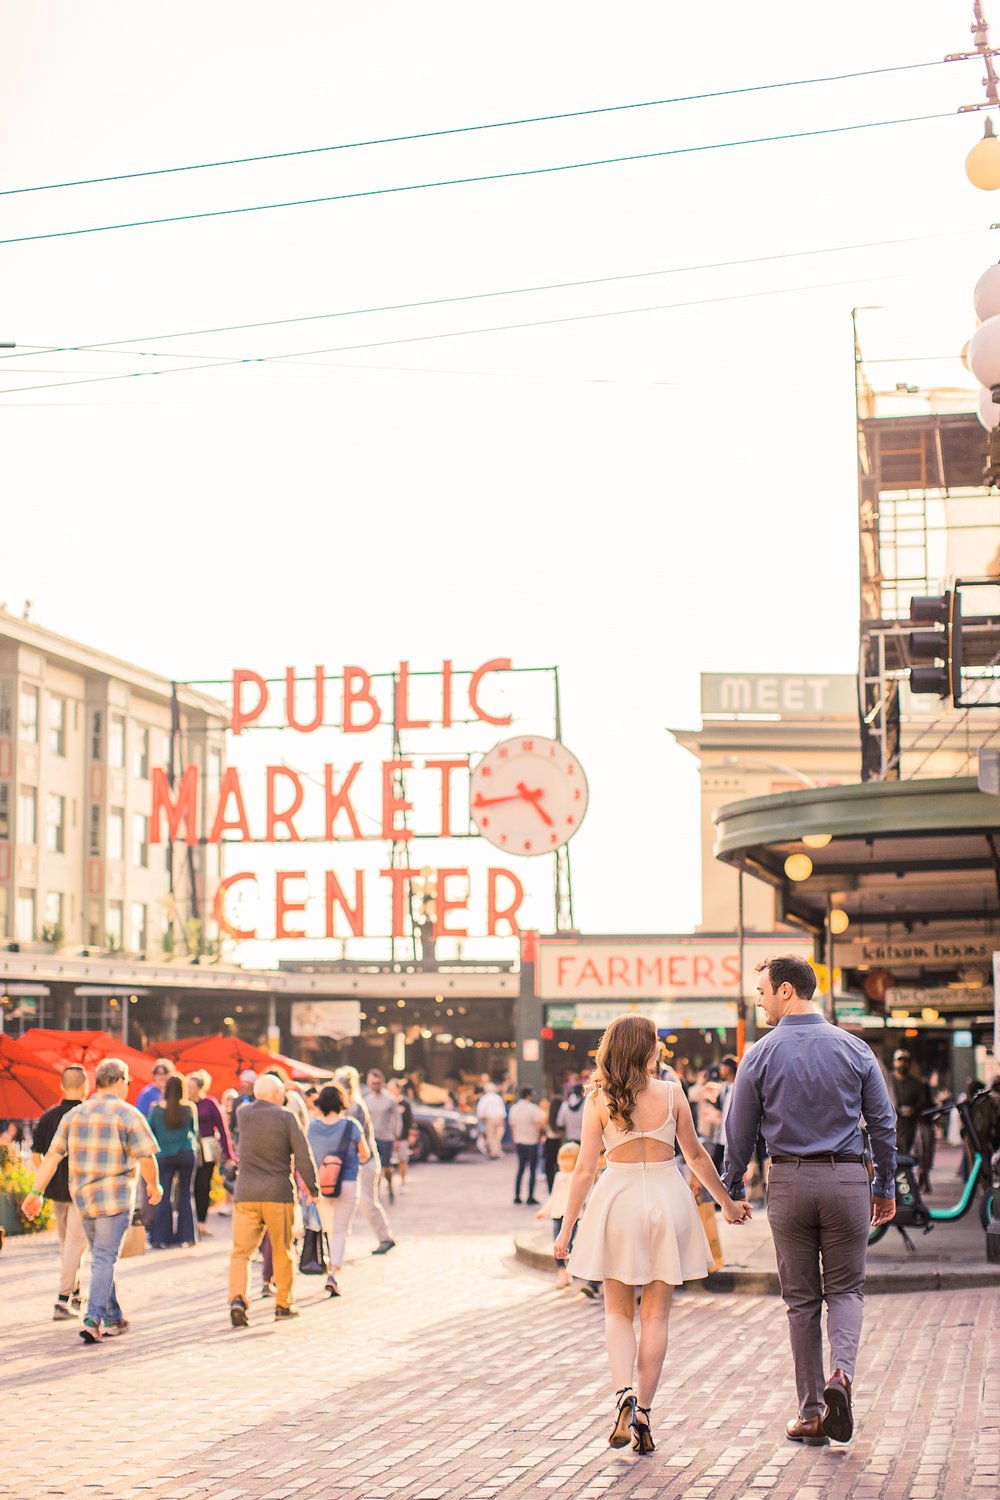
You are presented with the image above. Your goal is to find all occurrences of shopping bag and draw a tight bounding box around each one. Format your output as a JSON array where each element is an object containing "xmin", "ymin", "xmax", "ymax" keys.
[
  {"xmin": 299, "ymin": 1226, "xmax": 328, "ymax": 1275},
  {"xmin": 698, "ymin": 1200, "xmax": 724, "ymax": 1272},
  {"xmin": 119, "ymin": 1212, "xmax": 147, "ymax": 1259}
]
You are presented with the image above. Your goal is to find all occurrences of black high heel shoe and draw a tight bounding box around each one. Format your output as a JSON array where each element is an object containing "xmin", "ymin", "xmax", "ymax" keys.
[
  {"xmin": 630, "ymin": 1405, "xmax": 655, "ymax": 1455},
  {"xmin": 609, "ymin": 1387, "xmax": 637, "ymax": 1448}
]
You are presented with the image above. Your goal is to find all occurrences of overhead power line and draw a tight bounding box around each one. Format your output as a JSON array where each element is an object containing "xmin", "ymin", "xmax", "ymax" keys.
[
  {"xmin": 0, "ymin": 58, "xmax": 952, "ymax": 199},
  {"xmin": 0, "ymin": 273, "xmax": 898, "ymax": 399},
  {"xmin": 0, "ymin": 111, "xmax": 955, "ymax": 249},
  {"xmin": 0, "ymin": 223, "xmax": 985, "ymax": 365}
]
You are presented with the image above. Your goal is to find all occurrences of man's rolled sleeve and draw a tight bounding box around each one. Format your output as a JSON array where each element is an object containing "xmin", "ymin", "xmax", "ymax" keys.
[
  {"xmin": 125, "ymin": 1111, "xmax": 160, "ymax": 1161},
  {"xmin": 49, "ymin": 1113, "xmax": 72, "ymax": 1160},
  {"xmin": 720, "ymin": 1055, "xmax": 763, "ymax": 1200},
  {"xmin": 861, "ymin": 1057, "xmax": 897, "ymax": 1199}
]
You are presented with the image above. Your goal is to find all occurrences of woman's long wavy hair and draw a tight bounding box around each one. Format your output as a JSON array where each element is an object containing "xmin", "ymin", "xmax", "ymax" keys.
[{"xmin": 592, "ymin": 1014, "xmax": 658, "ymax": 1131}]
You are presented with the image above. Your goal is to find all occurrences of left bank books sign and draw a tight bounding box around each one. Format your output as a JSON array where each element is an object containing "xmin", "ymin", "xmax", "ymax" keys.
[{"xmin": 536, "ymin": 935, "xmax": 813, "ymax": 1001}]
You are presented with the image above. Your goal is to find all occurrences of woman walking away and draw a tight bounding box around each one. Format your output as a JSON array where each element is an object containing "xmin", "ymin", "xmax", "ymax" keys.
[
  {"xmin": 554, "ymin": 1015, "xmax": 751, "ymax": 1454},
  {"xmin": 148, "ymin": 1074, "xmax": 199, "ymax": 1248},
  {"xmin": 308, "ymin": 1084, "xmax": 370, "ymax": 1296},
  {"xmin": 188, "ymin": 1072, "xmax": 233, "ymax": 1238}
]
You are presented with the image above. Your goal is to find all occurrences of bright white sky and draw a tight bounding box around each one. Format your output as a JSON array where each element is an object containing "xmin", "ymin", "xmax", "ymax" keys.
[{"xmin": 1, "ymin": 1, "xmax": 995, "ymax": 952}]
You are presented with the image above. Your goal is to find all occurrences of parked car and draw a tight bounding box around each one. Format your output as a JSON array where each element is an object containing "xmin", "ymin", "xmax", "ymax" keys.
[{"xmin": 409, "ymin": 1100, "xmax": 479, "ymax": 1162}]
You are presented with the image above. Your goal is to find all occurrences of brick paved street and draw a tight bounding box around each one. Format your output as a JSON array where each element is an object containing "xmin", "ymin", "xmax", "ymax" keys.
[{"xmin": 2, "ymin": 1153, "xmax": 998, "ymax": 1500}]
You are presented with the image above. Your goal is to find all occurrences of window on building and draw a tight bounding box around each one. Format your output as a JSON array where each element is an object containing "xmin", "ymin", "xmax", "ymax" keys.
[
  {"xmin": 106, "ymin": 900, "xmax": 123, "ymax": 949},
  {"xmin": 130, "ymin": 901, "xmax": 147, "ymax": 953},
  {"xmin": 0, "ymin": 681, "xmax": 12, "ymax": 738},
  {"xmin": 88, "ymin": 803, "xmax": 101, "ymax": 857},
  {"xmin": 107, "ymin": 808, "xmax": 124, "ymax": 861},
  {"xmin": 0, "ymin": 783, "xmax": 9, "ymax": 840},
  {"xmin": 132, "ymin": 812, "xmax": 149, "ymax": 869},
  {"xmin": 47, "ymin": 696, "xmax": 66, "ymax": 756},
  {"xmin": 45, "ymin": 793, "xmax": 66, "ymax": 854},
  {"xmin": 109, "ymin": 713, "xmax": 125, "ymax": 768},
  {"xmin": 19, "ymin": 685, "xmax": 39, "ymax": 744},
  {"xmin": 15, "ymin": 888, "xmax": 36, "ymax": 942},
  {"xmin": 44, "ymin": 890, "xmax": 64, "ymax": 934},
  {"xmin": 91, "ymin": 710, "xmax": 102, "ymax": 761},
  {"xmin": 133, "ymin": 726, "xmax": 150, "ymax": 780},
  {"xmin": 18, "ymin": 787, "xmax": 37, "ymax": 845}
]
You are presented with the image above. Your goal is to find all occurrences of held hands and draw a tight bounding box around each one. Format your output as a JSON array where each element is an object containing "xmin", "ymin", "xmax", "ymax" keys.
[
  {"xmin": 722, "ymin": 1198, "xmax": 753, "ymax": 1224},
  {"xmin": 871, "ymin": 1195, "xmax": 896, "ymax": 1227}
]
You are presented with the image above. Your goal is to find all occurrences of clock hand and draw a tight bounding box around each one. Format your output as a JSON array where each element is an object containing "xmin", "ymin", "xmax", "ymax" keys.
[
  {"xmin": 515, "ymin": 781, "xmax": 555, "ymax": 827},
  {"xmin": 473, "ymin": 792, "xmax": 528, "ymax": 808}
]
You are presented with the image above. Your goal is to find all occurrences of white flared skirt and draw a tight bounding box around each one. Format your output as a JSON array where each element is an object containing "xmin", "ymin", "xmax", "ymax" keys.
[{"xmin": 567, "ymin": 1160, "xmax": 711, "ymax": 1287}]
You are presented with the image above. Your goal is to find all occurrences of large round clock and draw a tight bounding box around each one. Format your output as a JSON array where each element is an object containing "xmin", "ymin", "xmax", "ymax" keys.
[{"xmin": 470, "ymin": 734, "xmax": 589, "ymax": 856}]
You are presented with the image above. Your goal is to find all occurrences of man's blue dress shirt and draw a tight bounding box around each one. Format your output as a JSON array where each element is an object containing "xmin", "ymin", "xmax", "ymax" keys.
[
  {"xmin": 721, "ymin": 1012, "xmax": 897, "ymax": 1200},
  {"xmin": 135, "ymin": 1082, "xmax": 163, "ymax": 1118}
]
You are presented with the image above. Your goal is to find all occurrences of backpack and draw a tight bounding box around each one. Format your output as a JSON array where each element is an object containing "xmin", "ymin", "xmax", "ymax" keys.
[{"xmin": 318, "ymin": 1122, "xmax": 353, "ymax": 1199}]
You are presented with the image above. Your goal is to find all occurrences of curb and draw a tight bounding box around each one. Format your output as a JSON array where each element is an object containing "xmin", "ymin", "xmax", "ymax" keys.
[{"xmin": 512, "ymin": 1233, "xmax": 1000, "ymax": 1296}]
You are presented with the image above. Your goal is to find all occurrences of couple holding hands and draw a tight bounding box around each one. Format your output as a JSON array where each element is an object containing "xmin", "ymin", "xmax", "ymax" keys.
[{"xmin": 552, "ymin": 954, "xmax": 897, "ymax": 1456}]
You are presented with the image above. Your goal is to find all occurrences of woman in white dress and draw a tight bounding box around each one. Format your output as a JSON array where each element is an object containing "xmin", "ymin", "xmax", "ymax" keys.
[{"xmin": 554, "ymin": 1014, "xmax": 752, "ymax": 1453}]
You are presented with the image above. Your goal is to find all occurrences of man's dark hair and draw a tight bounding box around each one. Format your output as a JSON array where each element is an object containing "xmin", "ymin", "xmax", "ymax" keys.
[
  {"xmin": 756, "ymin": 954, "xmax": 817, "ymax": 1001},
  {"xmin": 519, "ymin": 1086, "xmax": 534, "ymax": 1099},
  {"xmin": 316, "ymin": 1083, "xmax": 347, "ymax": 1116},
  {"xmin": 61, "ymin": 1064, "xmax": 87, "ymax": 1089},
  {"xmin": 720, "ymin": 1055, "xmax": 738, "ymax": 1074}
]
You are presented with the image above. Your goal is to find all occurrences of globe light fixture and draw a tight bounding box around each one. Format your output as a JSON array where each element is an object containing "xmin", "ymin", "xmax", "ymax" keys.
[
  {"xmin": 968, "ymin": 314, "xmax": 1000, "ymax": 390},
  {"xmin": 962, "ymin": 338, "xmax": 973, "ymax": 371},
  {"xmin": 975, "ymin": 262, "xmax": 1000, "ymax": 321},
  {"xmin": 784, "ymin": 852, "xmax": 813, "ymax": 882},
  {"xmin": 966, "ymin": 119, "xmax": 1000, "ymax": 190},
  {"xmin": 801, "ymin": 832, "xmax": 832, "ymax": 849},
  {"xmin": 977, "ymin": 384, "xmax": 1000, "ymax": 430},
  {"xmin": 829, "ymin": 908, "xmax": 850, "ymax": 935}
]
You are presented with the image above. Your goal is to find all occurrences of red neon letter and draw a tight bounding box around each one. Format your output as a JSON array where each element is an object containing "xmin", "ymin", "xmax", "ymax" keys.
[
  {"xmin": 266, "ymin": 765, "xmax": 304, "ymax": 841},
  {"xmin": 150, "ymin": 765, "xmax": 198, "ymax": 846},
  {"xmin": 213, "ymin": 872, "xmax": 258, "ymax": 941},
  {"xmin": 324, "ymin": 871, "xmax": 365, "ymax": 938},
  {"xmin": 342, "ymin": 666, "xmax": 381, "ymax": 733},
  {"xmin": 469, "ymin": 658, "xmax": 513, "ymax": 727},
  {"xmin": 441, "ymin": 659, "xmax": 454, "ymax": 729},
  {"xmin": 208, "ymin": 767, "xmax": 252, "ymax": 844},
  {"xmin": 324, "ymin": 763, "xmax": 364, "ymax": 841},
  {"xmin": 380, "ymin": 867, "xmax": 420, "ymax": 938},
  {"xmin": 425, "ymin": 758, "xmax": 467, "ymax": 837},
  {"xmin": 230, "ymin": 670, "xmax": 269, "ymax": 735},
  {"xmin": 381, "ymin": 759, "xmax": 413, "ymax": 840},
  {"xmin": 276, "ymin": 870, "xmax": 308, "ymax": 940},
  {"xmin": 434, "ymin": 868, "xmax": 470, "ymax": 939},
  {"xmin": 488, "ymin": 867, "xmax": 524, "ymax": 935},
  {"xmin": 394, "ymin": 661, "xmax": 430, "ymax": 730},
  {"xmin": 285, "ymin": 665, "xmax": 325, "ymax": 733}
]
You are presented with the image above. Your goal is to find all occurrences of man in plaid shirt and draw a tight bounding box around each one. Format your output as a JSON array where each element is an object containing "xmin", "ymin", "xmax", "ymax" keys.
[{"xmin": 24, "ymin": 1057, "xmax": 162, "ymax": 1344}]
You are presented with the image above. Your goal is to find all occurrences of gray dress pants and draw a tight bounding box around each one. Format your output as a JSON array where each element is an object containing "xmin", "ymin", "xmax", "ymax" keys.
[{"xmin": 766, "ymin": 1160, "xmax": 872, "ymax": 1419}]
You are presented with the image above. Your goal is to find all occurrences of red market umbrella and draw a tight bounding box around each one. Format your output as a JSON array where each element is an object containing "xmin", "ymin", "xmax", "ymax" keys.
[
  {"xmin": 149, "ymin": 1034, "xmax": 281, "ymax": 1096},
  {"xmin": 0, "ymin": 1034, "xmax": 62, "ymax": 1118},
  {"xmin": 17, "ymin": 1030, "xmax": 157, "ymax": 1105}
]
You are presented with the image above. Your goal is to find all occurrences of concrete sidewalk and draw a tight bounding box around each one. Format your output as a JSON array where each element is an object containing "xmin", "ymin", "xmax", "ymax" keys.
[{"xmin": 515, "ymin": 1145, "xmax": 1000, "ymax": 1294}]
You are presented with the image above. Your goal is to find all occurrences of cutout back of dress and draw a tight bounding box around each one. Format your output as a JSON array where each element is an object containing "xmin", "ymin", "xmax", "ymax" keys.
[{"xmin": 600, "ymin": 1083, "xmax": 677, "ymax": 1162}]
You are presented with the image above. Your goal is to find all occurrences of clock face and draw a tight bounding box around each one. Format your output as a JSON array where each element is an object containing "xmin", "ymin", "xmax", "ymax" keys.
[{"xmin": 470, "ymin": 735, "xmax": 589, "ymax": 856}]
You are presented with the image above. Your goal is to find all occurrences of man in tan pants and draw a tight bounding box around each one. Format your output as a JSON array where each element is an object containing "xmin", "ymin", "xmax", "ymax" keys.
[
  {"xmin": 228, "ymin": 1075, "xmax": 319, "ymax": 1327},
  {"xmin": 31, "ymin": 1065, "xmax": 89, "ymax": 1320}
]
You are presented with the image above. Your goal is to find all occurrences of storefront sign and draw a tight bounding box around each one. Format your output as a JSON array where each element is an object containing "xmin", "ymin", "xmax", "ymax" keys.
[
  {"xmin": 290, "ymin": 1000, "xmax": 361, "ymax": 1038},
  {"xmin": 838, "ymin": 935, "xmax": 1000, "ymax": 967},
  {"xmin": 884, "ymin": 986, "xmax": 995, "ymax": 1013},
  {"xmin": 701, "ymin": 673, "xmax": 856, "ymax": 717},
  {"xmin": 537, "ymin": 936, "xmax": 812, "ymax": 1001},
  {"xmin": 546, "ymin": 1001, "xmax": 738, "ymax": 1031}
]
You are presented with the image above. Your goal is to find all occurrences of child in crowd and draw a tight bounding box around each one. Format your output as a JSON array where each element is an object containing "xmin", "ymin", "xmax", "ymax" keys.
[{"xmin": 536, "ymin": 1141, "xmax": 580, "ymax": 1287}]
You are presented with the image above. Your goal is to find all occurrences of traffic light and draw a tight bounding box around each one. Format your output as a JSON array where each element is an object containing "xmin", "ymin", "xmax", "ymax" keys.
[{"xmin": 908, "ymin": 591, "xmax": 963, "ymax": 701}]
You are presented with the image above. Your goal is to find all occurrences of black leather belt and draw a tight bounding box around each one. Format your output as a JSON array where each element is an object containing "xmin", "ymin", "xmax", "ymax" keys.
[{"xmin": 770, "ymin": 1153, "xmax": 865, "ymax": 1164}]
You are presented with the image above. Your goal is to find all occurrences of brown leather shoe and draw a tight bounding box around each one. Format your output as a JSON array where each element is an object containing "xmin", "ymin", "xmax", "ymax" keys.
[
  {"xmin": 786, "ymin": 1415, "xmax": 830, "ymax": 1446},
  {"xmin": 822, "ymin": 1369, "xmax": 853, "ymax": 1442}
]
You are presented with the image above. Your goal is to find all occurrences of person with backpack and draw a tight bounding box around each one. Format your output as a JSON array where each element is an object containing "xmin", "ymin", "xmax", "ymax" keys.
[{"xmin": 307, "ymin": 1083, "xmax": 370, "ymax": 1297}]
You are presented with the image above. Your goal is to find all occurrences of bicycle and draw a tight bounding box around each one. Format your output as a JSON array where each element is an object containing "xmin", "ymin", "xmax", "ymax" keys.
[{"xmin": 868, "ymin": 1092, "xmax": 999, "ymax": 1253}]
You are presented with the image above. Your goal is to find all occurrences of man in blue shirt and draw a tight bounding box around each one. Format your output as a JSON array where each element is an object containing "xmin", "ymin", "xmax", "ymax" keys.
[
  {"xmin": 722, "ymin": 955, "xmax": 896, "ymax": 1448},
  {"xmin": 135, "ymin": 1060, "xmax": 174, "ymax": 1117}
]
